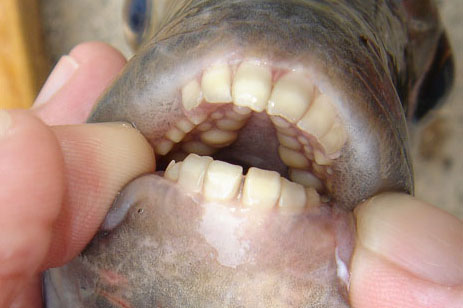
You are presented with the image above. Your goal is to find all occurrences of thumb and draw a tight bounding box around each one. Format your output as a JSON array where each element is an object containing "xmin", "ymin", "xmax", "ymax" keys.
[
  {"xmin": 0, "ymin": 110, "xmax": 154, "ymax": 306},
  {"xmin": 349, "ymin": 193, "xmax": 463, "ymax": 308}
]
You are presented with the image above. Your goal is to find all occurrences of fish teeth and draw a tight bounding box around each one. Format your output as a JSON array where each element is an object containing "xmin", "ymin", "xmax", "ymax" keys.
[
  {"xmin": 278, "ymin": 146, "xmax": 310, "ymax": 169},
  {"xmin": 276, "ymin": 132, "xmax": 301, "ymax": 150},
  {"xmin": 278, "ymin": 178, "xmax": 307, "ymax": 214},
  {"xmin": 232, "ymin": 61, "xmax": 272, "ymax": 112},
  {"xmin": 204, "ymin": 160, "xmax": 243, "ymax": 201},
  {"xmin": 177, "ymin": 154, "xmax": 213, "ymax": 193},
  {"xmin": 319, "ymin": 122, "xmax": 347, "ymax": 155},
  {"xmin": 305, "ymin": 187, "xmax": 322, "ymax": 208},
  {"xmin": 164, "ymin": 154, "xmax": 325, "ymax": 212},
  {"xmin": 182, "ymin": 80, "xmax": 202, "ymax": 111},
  {"xmin": 242, "ymin": 167, "xmax": 281, "ymax": 210},
  {"xmin": 216, "ymin": 118, "xmax": 246, "ymax": 131},
  {"xmin": 314, "ymin": 150, "xmax": 332, "ymax": 166},
  {"xmin": 267, "ymin": 71, "xmax": 315, "ymax": 123},
  {"xmin": 154, "ymin": 139, "xmax": 174, "ymax": 155},
  {"xmin": 200, "ymin": 129, "xmax": 237, "ymax": 147},
  {"xmin": 297, "ymin": 93, "xmax": 336, "ymax": 138},
  {"xmin": 201, "ymin": 63, "xmax": 232, "ymax": 103},
  {"xmin": 176, "ymin": 118, "xmax": 195, "ymax": 133},
  {"xmin": 289, "ymin": 169, "xmax": 323, "ymax": 191},
  {"xmin": 164, "ymin": 160, "xmax": 182, "ymax": 182},
  {"xmin": 165, "ymin": 127, "xmax": 185, "ymax": 143}
]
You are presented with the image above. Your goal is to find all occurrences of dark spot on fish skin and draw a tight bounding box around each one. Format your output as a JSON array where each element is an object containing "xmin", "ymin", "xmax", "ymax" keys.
[{"xmin": 442, "ymin": 157, "xmax": 453, "ymax": 170}]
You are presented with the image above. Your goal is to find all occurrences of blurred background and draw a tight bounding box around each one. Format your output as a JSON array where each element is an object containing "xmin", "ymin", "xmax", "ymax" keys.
[{"xmin": 1, "ymin": 0, "xmax": 461, "ymax": 218}]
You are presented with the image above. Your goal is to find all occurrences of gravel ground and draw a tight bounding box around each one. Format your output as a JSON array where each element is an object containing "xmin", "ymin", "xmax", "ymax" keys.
[{"xmin": 40, "ymin": 0, "xmax": 462, "ymax": 218}]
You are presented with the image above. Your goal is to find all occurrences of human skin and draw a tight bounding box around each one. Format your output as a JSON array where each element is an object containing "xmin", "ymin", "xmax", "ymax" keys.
[{"xmin": 0, "ymin": 42, "xmax": 461, "ymax": 308}]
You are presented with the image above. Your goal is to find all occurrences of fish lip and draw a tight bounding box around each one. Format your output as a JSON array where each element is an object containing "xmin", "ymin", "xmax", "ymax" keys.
[{"xmin": 88, "ymin": 56, "xmax": 413, "ymax": 211}]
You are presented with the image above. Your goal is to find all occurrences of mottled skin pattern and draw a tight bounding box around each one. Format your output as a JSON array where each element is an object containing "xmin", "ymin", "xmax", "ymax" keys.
[{"xmin": 44, "ymin": 0, "xmax": 453, "ymax": 307}]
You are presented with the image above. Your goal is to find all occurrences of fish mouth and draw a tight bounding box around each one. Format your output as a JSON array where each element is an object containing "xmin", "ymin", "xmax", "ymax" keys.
[
  {"xmin": 90, "ymin": 50, "xmax": 412, "ymax": 211},
  {"xmin": 148, "ymin": 58, "xmax": 350, "ymax": 214},
  {"xmin": 89, "ymin": 0, "xmax": 414, "ymax": 209}
]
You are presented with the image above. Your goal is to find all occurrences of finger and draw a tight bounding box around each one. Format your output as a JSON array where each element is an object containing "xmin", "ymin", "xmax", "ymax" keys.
[
  {"xmin": 43, "ymin": 122, "xmax": 155, "ymax": 268},
  {"xmin": 349, "ymin": 193, "xmax": 463, "ymax": 308},
  {"xmin": 0, "ymin": 110, "xmax": 155, "ymax": 306},
  {"xmin": 33, "ymin": 41, "xmax": 126, "ymax": 125},
  {"xmin": 9, "ymin": 276, "xmax": 42, "ymax": 308},
  {"xmin": 0, "ymin": 110, "xmax": 64, "ymax": 307}
]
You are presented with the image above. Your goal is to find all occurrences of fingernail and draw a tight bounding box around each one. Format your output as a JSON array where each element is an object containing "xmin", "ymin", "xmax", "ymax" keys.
[
  {"xmin": 33, "ymin": 55, "xmax": 80, "ymax": 107},
  {"xmin": 355, "ymin": 193, "xmax": 463, "ymax": 287},
  {"xmin": 0, "ymin": 110, "xmax": 12, "ymax": 137}
]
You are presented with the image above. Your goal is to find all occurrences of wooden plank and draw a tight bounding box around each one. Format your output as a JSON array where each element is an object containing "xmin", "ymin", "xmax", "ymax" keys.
[{"xmin": 0, "ymin": 0, "xmax": 49, "ymax": 109}]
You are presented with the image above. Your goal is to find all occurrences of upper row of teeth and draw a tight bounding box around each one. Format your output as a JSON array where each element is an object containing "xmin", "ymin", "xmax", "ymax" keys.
[
  {"xmin": 164, "ymin": 153, "xmax": 322, "ymax": 214},
  {"xmin": 180, "ymin": 60, "xmax": 348, "ymax": 161}
]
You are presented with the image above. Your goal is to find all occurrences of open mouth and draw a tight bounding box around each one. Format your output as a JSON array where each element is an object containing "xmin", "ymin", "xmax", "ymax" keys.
[
  {"xmin": 148, "ymin": 59, "xmax": 348, "ymax": 214},
  {"xmin": 85, "ymin": 59, "xmax": 357, "ymax": 307}
]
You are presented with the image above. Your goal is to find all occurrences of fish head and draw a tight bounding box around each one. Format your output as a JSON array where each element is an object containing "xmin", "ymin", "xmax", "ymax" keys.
[{"xmin": 44, "ymin": 1, "xmax": 454, "ymax": 307}]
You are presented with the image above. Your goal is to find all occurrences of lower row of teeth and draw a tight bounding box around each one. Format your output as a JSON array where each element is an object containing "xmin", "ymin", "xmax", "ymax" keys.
[{"xmin": 164, "ymin": 153, "xmax": 323, "ymax": 214}]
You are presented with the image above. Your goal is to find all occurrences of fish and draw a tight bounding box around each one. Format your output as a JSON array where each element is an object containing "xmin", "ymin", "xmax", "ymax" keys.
[{"xmin": 43, "ymin": 0, "xmax": 454, "ymax": 307}]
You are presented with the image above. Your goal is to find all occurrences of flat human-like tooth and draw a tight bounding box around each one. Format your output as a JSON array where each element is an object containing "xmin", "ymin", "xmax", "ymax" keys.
[
  {"xmin": 165, "ymin": 127, "xmax": 185, "ymax": 143},
  {"xmin": 216, "ymin": 118, "xmax": 246, "ymax": 131},
  {"xmin": 305, "ymin": 187, "xmax": 322, "ymax": 208},
  {"xmin": 297, "ymin": 94, "xmax": 337, "ymax": 138},
  {"xmin": 176, "ymin": 118, "xmax": 195, "ymax": 133},
  {"xmin": 242, "ymin": 167, "xmax": 281, "ymax": 210},
  {"xmin": 204, "ymin": 160, "xmax": 243, "ymax": 201},
  {"xmin": 289, "ymin": 169, "xmax": 324, "ymax": 191},
  {"xmin": 178, "ymin": 154, "xmax": 213, "ymax": 193},
  {"xmin": 277, "ymin": 132, "xmax": 301, "ymax": 150},
  {"xmin": 197, "ymin": 122, "xmax": 213, "ymax": 132},
  {"xmin": 267, "ymin": 71, "xmax": 315, "ymax": 123},
  {"xmin": 314, "ymin": 150, "xmax": 332, "ymax": 166},
  {"xmin": 201, "ymin": 63, "xmax": 232, "ymax": 103},
  {"xmin": 303, "ymin": 145, "xmax": 313, "ymax": 155},
  {"xmin": 319, "ymin": 122, "xmax": 348, "ymax": 155},
  {"xmin": 276, "ymin": 126, "xmax": 297, "ymax": 137},
  {"xmin": 187, "ymin": 112, "xmax": 208, "ymax": 125},
  {"xmin": 278, "ymin": 146, "xmax": 310, "ymax": 169},
  {"xmin": 182, "ymin": 141, "xmax": 216, "ymax": 156},
  {"xmin": 154, "ymin": 139, "xmax": 174, "ymax": 155},
  {"xmin": 211, "ymin": 111, "xmax": 224, "ymax": 120},
  {"xmin": 232, "ymin": 61, "xmax": 272, "ymax": 112},
  {"xmin": 232, "ymin": 105, "xmax": 252, "ymax": 115},
  {"xmin": 297, "ymin": 136, "xmax": 309, "ymax": 145},
  {"xmin": 270, "ymin": 116, "xmax": 291, "ymax": 128},
  {"xmin": 200, "ymin": 129, "xmax": 237, "ymax": 146},
  {"xmin": 164, "ymin": 161, "xmax": 182, "ymax": 182},
  {"xmin": 226, "ymin": 110, "xmax": 250, "ymax": 121},
  {"xmin": 278, "ymin": 178, "xmax": 306, "ymax": 213},
  {"xmin": 182, "ymin": 80, "xmax": 203, "ymax": 111}
]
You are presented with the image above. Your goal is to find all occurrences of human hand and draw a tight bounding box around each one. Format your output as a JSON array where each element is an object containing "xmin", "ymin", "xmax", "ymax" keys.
[
  {"xmin": 1, "ymin": 42, "xmax": 461, "ymax": 308},
  {"xmin": 349, "ymin": 193, "xmax": 463, "ymax": 307},
  {"xmin": 0, "ymin": 42, "xmax": 155, "ymax": 307}
]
